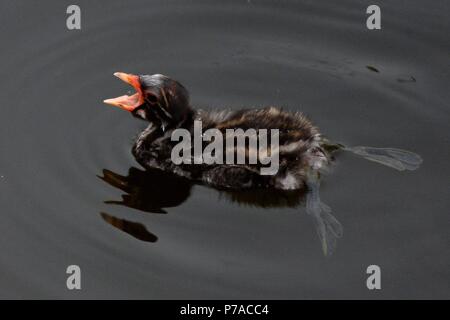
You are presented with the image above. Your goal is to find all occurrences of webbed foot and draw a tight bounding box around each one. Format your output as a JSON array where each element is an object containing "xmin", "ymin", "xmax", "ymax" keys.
[{"xmin": 345, "ymin": 146, "xmax": 423, "ymax": 171}]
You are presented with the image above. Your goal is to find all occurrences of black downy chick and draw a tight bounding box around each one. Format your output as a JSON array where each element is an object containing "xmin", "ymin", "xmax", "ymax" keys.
[{"xmin": 104, "ymin": 72, "xmax": 422, "ymax": 255}]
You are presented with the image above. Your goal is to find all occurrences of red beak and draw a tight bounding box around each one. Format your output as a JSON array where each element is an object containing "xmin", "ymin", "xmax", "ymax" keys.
[{"xmin": 103, "ymin": 72, "xmax": 144, "ymax": 111}]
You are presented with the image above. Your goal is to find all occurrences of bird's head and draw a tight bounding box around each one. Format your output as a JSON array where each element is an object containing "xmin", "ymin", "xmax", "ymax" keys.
[{"xmin": 104, "ymin": 72, "xmax": 192, "ymax": 128}]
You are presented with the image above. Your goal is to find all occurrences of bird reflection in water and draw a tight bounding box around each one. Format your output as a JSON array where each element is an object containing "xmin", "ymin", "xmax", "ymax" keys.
[{"xmin": 98, "ymin": 167, "xmax": 343, "ymax": 255}]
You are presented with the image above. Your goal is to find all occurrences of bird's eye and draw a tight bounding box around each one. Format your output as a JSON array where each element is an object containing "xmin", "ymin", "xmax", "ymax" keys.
[{"xmin": 146, "ymin": 94, "xmax": 158, "ymax": 104}]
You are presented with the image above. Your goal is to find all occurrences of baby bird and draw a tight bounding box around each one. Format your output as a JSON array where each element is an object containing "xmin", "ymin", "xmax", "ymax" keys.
[
  {"xmin": 104, "ymin": 72, "xmax": 422, "ymax": 254},
  {"xmin": 104, "ymin": 72, "xmax": 421, "ymax": 190},
  {"xmin": 104, "ymin": 73, "xmax": 335, "ymax": 190}
]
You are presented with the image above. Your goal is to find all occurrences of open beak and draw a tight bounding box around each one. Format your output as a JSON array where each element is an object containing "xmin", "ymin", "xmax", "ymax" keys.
[{"xmin": 103, "ymin": 72, "xmax": 144, "ymax": 111}]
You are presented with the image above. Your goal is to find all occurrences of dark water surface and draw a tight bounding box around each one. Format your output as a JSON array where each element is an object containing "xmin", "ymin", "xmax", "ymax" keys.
[{"xmin": 0, "ymin": 0, "xmax": 449, "ymax": 298}]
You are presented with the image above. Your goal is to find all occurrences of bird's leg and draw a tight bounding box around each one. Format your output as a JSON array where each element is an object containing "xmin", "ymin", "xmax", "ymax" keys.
[
  {"xmin": 305, "ymin": 169, "xmax": 343, "ymax": 256},
  {"xmin": 320, "ymin": 138, "xmax": 423, "ymax": 171},
  {"xmin": 343, "ymin": 146, "xmax": 423, "ymax": 171}
]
